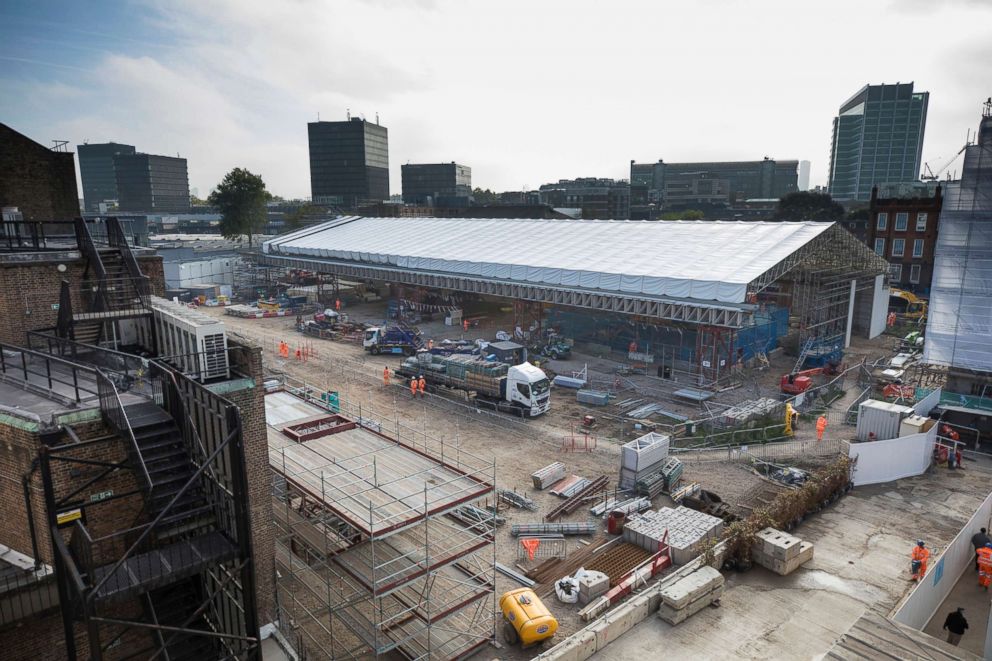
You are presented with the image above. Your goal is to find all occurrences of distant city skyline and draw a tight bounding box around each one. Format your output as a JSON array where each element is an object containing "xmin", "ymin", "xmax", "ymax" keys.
[{"xmin": 1, "ymin": 0, "xmax": 989, "ymax": 200}]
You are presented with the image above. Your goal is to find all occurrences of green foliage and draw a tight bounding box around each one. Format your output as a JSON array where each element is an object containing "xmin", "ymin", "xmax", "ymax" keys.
[
  {"xmin": 660, "ymin": 209, "xmax": 704, "ymax": 220},
  {"xmin": 472, "ymin": 187, "xmax": 499, "ymax": 204},
  {"xmin": 208, "ymin": 168, "xmax": 270, "ymax": 246},
  {"xmin": 845, "ymin": 207, "xmax": 870, "ymax": 221},
  {"xmin": 284, "ymin": 203, "xmax": 325, "ymax": 231},
  {"xmin": 774, "ymin": 191, "xmax": 845, "ymax": 222}
]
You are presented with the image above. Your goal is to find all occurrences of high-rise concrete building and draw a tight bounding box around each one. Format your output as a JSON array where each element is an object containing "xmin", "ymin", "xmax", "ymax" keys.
[
  {"xmin": 114, "ymin": 153, "xmax": 190, "ymax": 212},
  {"xmin": 629, "ymin": 158, "xmax": 798, "ymax": 210},
  {"xmin": 401, "ymin": 162, "xmax": 472, "ymax": 206},
  {"xmin": 828, "ymin": 82, "xmax": 929, "ymax": 202},
  {"xmin": 78, "ymin": 142, "xmax": 136, "ymax": 210},
  {"xmin": 308, "ymin": 117, "xmax": 389, "ymax": 209},
  {"xmin": 798, "ymin": 160, "xmax": 811, "ymax": 191}
]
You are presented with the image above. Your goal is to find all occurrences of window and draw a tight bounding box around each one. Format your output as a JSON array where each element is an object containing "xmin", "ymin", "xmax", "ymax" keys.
[
  {"xmin": 892, "ymin": 238, "xmax": 905, "ymax": 257},
  {"xmin": 913, "ymin": 239, "xmax": 924, "ymax": 258},
  {"xmin": 895, "ymin": 212, "xmax": 908, "ymax": 231},
  {"xmin": 916, "ymin": 212, "xmax": 928, "ymax": 231},
  {"xmin": 874, "ymin": 238, "xmax": 885, "ymax": 255},
  {"xmin": 516, "ymin": 383, "xmax": 531, "ymax": 399},
  {"xmin": 877, "ymin": 212, "xmax": 888, "ymax": 230},
  {"xmin": 910, "ymin": 264, "xmax": 921, "ymax": 284},
  {"xmin": 889, "ymin": 263, "xmax": 903, "ymax": 282}
]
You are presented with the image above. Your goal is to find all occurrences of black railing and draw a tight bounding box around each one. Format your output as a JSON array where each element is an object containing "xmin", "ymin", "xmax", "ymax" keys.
[
  {"xmin": 74, "ymin": 218, "xmax": 110, "ymax": 313},
  {"xmin": 96, "ymin": 371, "xmax": 153, "ymax": 490},
  {"xmin": 0, "ymin": 563, "xmax": 59, "ymax": 626},
  {"xmin": 0, "ymin": 341, "xmax": 98, "ymax": 403},
  {"xmin": 55, "ymin": 280, "xmax": 74, "ymax": 340},
  {"xmin": 0, "ymin": 220, "xmax": 76, "ymax": 251},
  {"xmin": 108, "ymin": 217, "xmax": 152, "ymax": 308}
]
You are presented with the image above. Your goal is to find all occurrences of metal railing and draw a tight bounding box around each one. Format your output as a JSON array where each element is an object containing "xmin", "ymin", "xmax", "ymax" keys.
[
  {"xmin": 96, "ymin": 370, "xmax": 153, "ymax": 490},
  {"xmin": 108, "ymin": 217, "xmax": 151, "ymax": 307},
  {"xmin": 0, "ymin": 341, "xmax": 98, "ymax": 403},
  {"xmin": 0, "ymin": 220, "xmax": 77, "ymax": 251},
  {"xmin": 0, "ymin": 563, "xmax": 58, "ymax": 626}
]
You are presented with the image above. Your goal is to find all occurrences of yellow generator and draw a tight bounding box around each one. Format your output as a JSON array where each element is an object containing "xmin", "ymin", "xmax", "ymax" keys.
[{"xmin": 499, "ymin": 588, "xmax": 558, "ymax": 648}]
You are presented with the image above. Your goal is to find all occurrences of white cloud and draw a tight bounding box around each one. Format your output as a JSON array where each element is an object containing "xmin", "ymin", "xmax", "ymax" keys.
[{"xmin": 3, "ymin": 0, "xmax": 991, "ymax": 198}]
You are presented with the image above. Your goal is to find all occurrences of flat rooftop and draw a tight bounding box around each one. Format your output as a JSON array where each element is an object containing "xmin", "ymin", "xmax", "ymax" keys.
[{"xmin": 263, "ymin": 217, "xmax": 836, "ymax": 304}]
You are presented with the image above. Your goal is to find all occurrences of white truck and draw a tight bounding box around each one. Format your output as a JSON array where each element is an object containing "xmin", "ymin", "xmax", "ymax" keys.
[{"xmin": 396, "ymin": 353, "xmax": 551, "ymax": 417}]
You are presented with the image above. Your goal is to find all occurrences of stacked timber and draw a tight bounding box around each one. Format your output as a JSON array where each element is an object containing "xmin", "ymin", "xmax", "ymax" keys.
[{"xmin": 532, "ymin": 462, "xmax": 567, "ymax": 490}]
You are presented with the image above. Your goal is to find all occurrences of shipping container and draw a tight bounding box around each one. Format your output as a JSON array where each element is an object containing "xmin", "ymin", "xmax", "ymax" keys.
[{"xmin": 856, "ymin": 400, "xmax": 914, "ymax": 441}]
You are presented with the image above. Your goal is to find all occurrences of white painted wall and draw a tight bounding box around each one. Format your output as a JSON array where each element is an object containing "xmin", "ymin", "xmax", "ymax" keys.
[
  {"xmin": 869, "ymin": 274, "xmax": 890, "ymax": 339},
  {"xmin": 847, "ymin": 426, "xmax": 936, "ymax": 486},
  {"xmin": 893, "ymin": 490, "xmax": 992, "ymax": 632}
]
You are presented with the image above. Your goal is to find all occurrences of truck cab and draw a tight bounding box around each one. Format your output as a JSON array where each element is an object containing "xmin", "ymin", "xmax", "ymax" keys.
[
  {"xmin": 506, "ymin": 363, "xmax": 552, "ymax": 417},
  {"xmin": 363, "ymin": 327, "xmax": 383, "ymax": 351}
]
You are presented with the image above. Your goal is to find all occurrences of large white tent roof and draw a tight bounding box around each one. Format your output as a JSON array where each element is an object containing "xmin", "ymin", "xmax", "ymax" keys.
[{"xmin": 264, "ymin": 217, "xmax": 835, "ymax": 304}]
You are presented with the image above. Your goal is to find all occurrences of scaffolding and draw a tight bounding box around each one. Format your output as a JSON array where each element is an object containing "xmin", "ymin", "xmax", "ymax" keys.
[{"xmin": 269, "ymin": 388, "xmax": 496, "ymax": 660}]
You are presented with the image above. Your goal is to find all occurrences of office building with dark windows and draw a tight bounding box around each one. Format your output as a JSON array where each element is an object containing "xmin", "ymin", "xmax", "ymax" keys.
[
  {"xmin": 308, "ymin": 117, "xmax": 389, "ymax": 209},
  {"xmin": 401, "ymin": 162, "xmax": 472, "ymax": 206},
  {"xmin": 78, "ymin": 141, "xmax": 136, "ymax": 210}
]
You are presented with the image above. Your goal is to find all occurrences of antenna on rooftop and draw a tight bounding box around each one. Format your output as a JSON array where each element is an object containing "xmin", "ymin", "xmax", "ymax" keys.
[
  {"xmin": 983, "ymin": 97, "xmax": 991, "ymax": 118},
  {"xmin": 51, "ymin": 140, "xmax": 69, "ymax": 152},
  {"xmin": 347, "ymin": 108, "xmax": 351, "ymax": 120},
  {"xmin": 317, "ymin": 111, "xmax": 320, "ymax": 121},
  {"xmin": 376, "ymin": 112, "xmax": 379, "ymax": 125}
]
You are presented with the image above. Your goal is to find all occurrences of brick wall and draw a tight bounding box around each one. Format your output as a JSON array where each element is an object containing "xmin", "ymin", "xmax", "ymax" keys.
[
  {"xmin": 223, "ymin": 339, "xmax": 276, "ymax": 625},
  {"xmin": 0, "ymin": 252, "xmax": 165, "ymax": 346},
  {"xmin": 0, "ymin": 123, "xmax": 80, "ymax": 221}
]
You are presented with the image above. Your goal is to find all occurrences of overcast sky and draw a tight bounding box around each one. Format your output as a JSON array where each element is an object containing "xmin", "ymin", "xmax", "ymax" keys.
[{"xmin": 2, "ymin": 0, "xmax": 990, "ymax": 200}]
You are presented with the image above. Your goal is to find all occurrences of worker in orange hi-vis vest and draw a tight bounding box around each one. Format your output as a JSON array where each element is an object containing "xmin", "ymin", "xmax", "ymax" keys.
[
  {"xmin": 911, "ymin": 540, "xmax": 930, "ymax": 581},
  {"xmin": 978, "ymin": 543, "xmax": 992, "ymax": 590},
  {"xmin": 816, "ymin": 415, "xmax": 828, "ymax": 441},
  {"xmin": 335, "ymin": 299, "xmax": 341, "ymax": 311},
  {"xmin": 463, "ymin": 319, "xmax": 469, "ymax": 332},
  {"xmin": 409, "ymin": 377, "xmax": 418, "ymax": 398},
  {"xmin": 382, "ymin": 366, "xmax": 390, "ymax": 387},
  {"xmin": 418, "ymin": 375, "xmax": 427, "ymax": 398}
]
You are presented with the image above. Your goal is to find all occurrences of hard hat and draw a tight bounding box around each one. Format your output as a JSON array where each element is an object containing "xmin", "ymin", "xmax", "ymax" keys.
[
  {"xmin": 986, "ymin": 542, "xmax": 992, "ymax": 548},
  {"xmin": 917, "ymin": 540, "xmax": 925, "ymax": 546}
]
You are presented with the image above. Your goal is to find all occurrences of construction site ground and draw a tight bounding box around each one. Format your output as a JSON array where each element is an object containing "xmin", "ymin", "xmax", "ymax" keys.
[
  {"xmin": 591, "ymin": 465, "xmax": 992, "ymax": 660},
  {"xmin": 201, "ymin": 302, "xmax": 911, "ymax": 658}
]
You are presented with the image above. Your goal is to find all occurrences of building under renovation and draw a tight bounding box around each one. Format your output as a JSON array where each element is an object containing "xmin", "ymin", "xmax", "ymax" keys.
[
  {"xmin": 0, "ymin": 217, "xmax": 273, "ymax": 659},
  {"xmin": 260, "ymin": 218, "xmax": 890, "ymax": 384}
]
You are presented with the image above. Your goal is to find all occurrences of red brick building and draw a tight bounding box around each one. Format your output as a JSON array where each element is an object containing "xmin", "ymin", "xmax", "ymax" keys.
[
  {"xmin": 867, "ymin": 185, "xmax": 942, "ymax": 294},
  {"xmin": 0, "ymin": 123, "xmax": 80, "ymax": 221}
]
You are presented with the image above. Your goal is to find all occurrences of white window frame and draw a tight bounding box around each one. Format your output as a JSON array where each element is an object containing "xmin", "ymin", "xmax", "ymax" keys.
[
  {"xmin": 916, "ymin": 212, "xmax": 928, "ymax": 231},
  {"xmin": 892, "ymin": 238, "xmax": 905, "ymax": 257},
  {"xmin": 895, "ymin": 212, "xmax": 909, "ymax": 231},
  {"xmin": 913, "ymin": 239, "xmax": 924, "ymax": 258},
  {"xmin": 909, "ymin": 264, "xmax": 921, "ymax": 284},
  {"xmin": 889, "ymin": 263, "xmax": 903, "ymax": 282},
  {"xmin": 874, "ymin": 238, "xmax": 885, "ymax": 256},
  {"xmin": 877, "ymin": 212, "xmax": 888, "ymax": 230}
]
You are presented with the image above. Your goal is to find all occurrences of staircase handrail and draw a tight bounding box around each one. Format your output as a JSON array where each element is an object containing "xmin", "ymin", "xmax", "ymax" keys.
[
  {"xmin": 107, "ymin": 217, "xmax": 151, "ymax": 307},
  {"xmin": 73, "ymin": 218, "xmax": 110, "ymax": 312},
  {"xmin": 96, "ymin": 370, "xmax": 153, "ymax": 491}
]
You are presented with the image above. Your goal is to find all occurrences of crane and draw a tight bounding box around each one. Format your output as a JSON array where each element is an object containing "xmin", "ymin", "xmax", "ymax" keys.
[{"xmin": 922, "ymin": 143, "xmax": 968, "ymax": 181}]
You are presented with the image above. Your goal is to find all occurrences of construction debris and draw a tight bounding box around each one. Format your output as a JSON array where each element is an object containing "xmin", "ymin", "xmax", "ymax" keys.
[
  {"xmin": 549, "ymin": 475, "xmax": 591, "ymax": 498},
  {"xmin": 658, "ymin": 566, "xmax": 725, "ymax": 625},
  {"xmin": 546, "ymin": 475, "xmax": 609, "ymax": 521},
  {"xmin": 721, "ymin": 397, "xmax": 781, "ymax": 426},
  {"xmin": 496, "ymin": 562, "xmax": 535, "ymax": 587},
  {"xmin": 512, "ymin": 522, "xmax": 598, "ymax": 537},
  {"xmin": 499, "ymin": 489, "xmax": 538, "ymax": 511},
  {"xmin": 532, "ymin": 462, "xmax": 567, "ymax": 490}
]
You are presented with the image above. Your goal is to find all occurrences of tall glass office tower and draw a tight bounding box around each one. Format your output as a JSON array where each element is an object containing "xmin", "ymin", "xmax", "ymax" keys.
[{"xmin": 828, "ymin": 83, "xmax": 929, "ymax": 201}]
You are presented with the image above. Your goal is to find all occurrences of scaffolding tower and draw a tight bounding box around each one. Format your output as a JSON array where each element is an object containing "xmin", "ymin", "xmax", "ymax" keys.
[{"xmin": 270, "ymin": 407, "xmax": 496, "ymax": 660}]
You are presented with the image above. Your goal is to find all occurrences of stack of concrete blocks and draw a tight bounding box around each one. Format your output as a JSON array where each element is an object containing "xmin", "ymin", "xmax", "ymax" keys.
[
  {"xmin": 577, "ymin": 570, "xmax": 610, "ymax": 605},
  {"xmin": 623, "ymin": 506, "xmax": 724, "ymax": 565},
  {"xmin": 657, "ymin": 566, "xmax": 724, "ymax": 625},
  {"xmin": 751, "ymin": 527, "xmax": 814, "ymax": 575},
  {"xmin": 619, "ymin": 432, "xmax": 670, "ymax": 490}
]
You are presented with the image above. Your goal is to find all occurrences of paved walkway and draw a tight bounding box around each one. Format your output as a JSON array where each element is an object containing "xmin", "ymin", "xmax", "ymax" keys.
[{"xmin": 923, "ymin": 564, "xmax": 991, "ymax": 657}]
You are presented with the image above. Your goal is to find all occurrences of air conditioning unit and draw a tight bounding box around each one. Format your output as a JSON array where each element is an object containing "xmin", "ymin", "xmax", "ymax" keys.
[{"xmin": 150, "ymin": 296, "xmax": 229, "ymax": 381}]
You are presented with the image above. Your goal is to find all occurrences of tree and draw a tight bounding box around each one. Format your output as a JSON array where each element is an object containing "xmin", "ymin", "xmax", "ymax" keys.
[
  {"xmin": 208, "ymin": 168, "xmax": 270, "ymax": 246},
  {"xmin": 472, "ymin": 187, "xmax": 499, "ymax": 205},
  {"xmin": 774, "ymin": 191, "xmax": 845, "ymax": 222},
  {"xmin": 284, "ymin": 203, "xmax": 325, "ymax": 231},
  {"xmin": 659, "ymin": 209, "xmax": 705, "ymax": 220}
]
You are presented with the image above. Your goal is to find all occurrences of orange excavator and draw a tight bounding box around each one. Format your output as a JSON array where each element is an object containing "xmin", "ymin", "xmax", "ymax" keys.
[{"xmin": 780, "ymin": 363, "xmax": 840, "ymax": 395}]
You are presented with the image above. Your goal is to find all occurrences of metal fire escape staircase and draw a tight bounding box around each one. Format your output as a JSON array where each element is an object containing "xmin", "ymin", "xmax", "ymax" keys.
[
  {"xmin": 59, "ymin": 217, "xmax": 153, "ymax": 347},
  {"xmin": 39, "ymin": 359, "xmax": 259, "ymax": 659}
]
